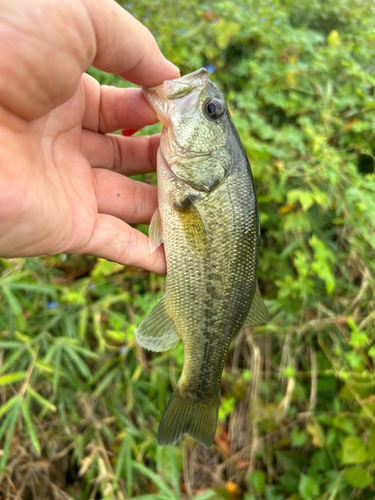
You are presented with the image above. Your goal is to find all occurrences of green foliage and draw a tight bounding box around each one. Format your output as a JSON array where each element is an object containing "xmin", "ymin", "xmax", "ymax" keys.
[{"xmin": 1, "ymin": 0, "xmax": 375, "ymax": 498}]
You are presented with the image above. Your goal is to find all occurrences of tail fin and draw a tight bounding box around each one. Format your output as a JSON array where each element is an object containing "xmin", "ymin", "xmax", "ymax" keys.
[{"xmin": 157, "ymin": 385, "xmax": 220, "ymax": 448}]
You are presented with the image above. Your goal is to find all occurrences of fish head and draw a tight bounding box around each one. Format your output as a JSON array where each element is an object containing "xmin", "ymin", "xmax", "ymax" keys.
[{"xmin": 143, "ymin": 68, "xmax": 232, "ymax": 192}]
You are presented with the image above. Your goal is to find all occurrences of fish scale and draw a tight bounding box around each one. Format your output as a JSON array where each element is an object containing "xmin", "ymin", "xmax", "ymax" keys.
[{"xmin": 136, "ymin": 68, "xmax": 270, "ymax": 447}]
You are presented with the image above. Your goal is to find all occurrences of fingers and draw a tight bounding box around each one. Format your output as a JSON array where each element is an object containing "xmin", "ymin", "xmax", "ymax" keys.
[
  {"xmin": 83, "ymin": 0, "xmax": 180, "ymax": 87},
  {"xmin": 82, "ymin": 129, "xmax": 160, "ymax": 175},
  {"xmin": 82, "ymin": 74, "xmax": 159, "ymax": 134},
  {"xmin": 93, "ymin": 168, "xmax": 157, "ymax": 224},
  {"xmin": 79, "ymin": 213, "xmax": 166, "ymax": 274},
  {"xmin": 0, "ymin": 0, "xmax": 178, "ymax": 120}
]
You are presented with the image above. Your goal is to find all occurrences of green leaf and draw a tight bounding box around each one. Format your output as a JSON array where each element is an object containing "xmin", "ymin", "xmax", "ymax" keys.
[
  {"xmin": 248, "ymin": 470, "xmax": 266, "ymax": 494},
  {"xmin": 22, "ymin": 399, "xmax": 41, "ymax": 455},
  {"xmin": 341, "ymin": 436, "xmax": 367, "ymax": 464},
  {"xmin": 114, "ymin": 436, "xmax": 131, "ymax": 490},
  {"xmin": 132, "ymin": 462, "xmax": 174, "ymax": 498},
  {"xmin": 265, "ymin": 485, "xmax": 283, "ymax": 500},
  {"xmin": 0, "ymin": 349, "xmax": 26, "ymax": 376},
  {"xmin": 298, "ymin": 474, "xmax": 320, "ymax": 500},
  {"xmin": 342, "ymin": 467, "xmax": 372, "ymax": 489},
  {"xmin": 78, "ymin": 306, "xmax": 89, "ymax": 341},
  {"xmin": 0, "ymin": 371, "xmax": 27, "ymax": 386},
  {"xmin": 52, "ymin": 345, "xmax": 62, "ymax": 394},
  {"xmin": 0, "ymin": 394, "xmax": 20, "ymax": 419},
  {"xmin": 26, "ymin": 386, "xmax": 57, "ymax": 413},
  {"xmin": 63, "ymin": 346, "xmax": 92, "ymax": 381},
  {"xmin": 2, "ymin": 286, "xmax": 26, "ymax": 330},
  {"xmin": 0, "ymin": 401, "xmax": 21, "ymax": 471},
  {"xmin": 368, "ymin": 427, "xmax": 375, "ymax": 461},
  {"xmin": 191, "ymin": 492, "xmax": 216, "ymax": 500},
  {"xmin": 168, "ymin": 446, "xmax": 181, "ymax": 499}
]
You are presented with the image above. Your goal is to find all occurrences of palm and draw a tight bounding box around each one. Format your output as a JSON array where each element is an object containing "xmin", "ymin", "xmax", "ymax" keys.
[
  {"xmin": 33, "ymin": 81, "xmax": 98, "ymax": 255},
  {"xmin": 1, "ymin": 75, "xmax": 166, "ymax": 272}
]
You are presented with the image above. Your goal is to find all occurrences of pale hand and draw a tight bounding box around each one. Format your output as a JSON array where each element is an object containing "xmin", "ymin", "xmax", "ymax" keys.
[{"xmin": 0, "ymin": 0, "xmax": 180, "ymax": 273}]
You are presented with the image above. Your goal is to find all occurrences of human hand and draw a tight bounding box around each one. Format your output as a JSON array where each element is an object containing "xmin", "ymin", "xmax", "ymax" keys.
[{"xmin": 0, "ymin": 0, "xmax": 179, "ymax": 274}]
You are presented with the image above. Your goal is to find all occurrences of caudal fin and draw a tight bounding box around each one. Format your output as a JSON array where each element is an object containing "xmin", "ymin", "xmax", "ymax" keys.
[{"xmin": 157, "ymin": 385, "xmax": 220, "ymax": 448}]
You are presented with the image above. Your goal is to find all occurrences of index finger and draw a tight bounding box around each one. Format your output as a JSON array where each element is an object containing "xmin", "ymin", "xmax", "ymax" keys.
[{"xmin": 83, "ymin": 0, "xmax": 180, "ymax": 87}]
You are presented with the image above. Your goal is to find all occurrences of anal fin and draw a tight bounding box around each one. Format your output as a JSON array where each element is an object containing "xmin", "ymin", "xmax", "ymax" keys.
[
  {"xmin": 243, "ymin": 284, "xmax": 270, "ymax": 327},
  {"xmin": 135, "ymin": 295, "xmax": 179, "ymax": 352}
]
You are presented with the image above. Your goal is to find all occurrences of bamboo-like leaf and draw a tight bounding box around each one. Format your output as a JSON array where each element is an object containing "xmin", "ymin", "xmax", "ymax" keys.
[
  {"xmin": 0, "ymin": 341, "xmax": 23, "ymax": 349},
  {"xmin": 132, "ymin": 462, "xmax": 175, "ymax": 498},
  {"xmin": 0, "ymin": 349, "xmax": 26, "ymax": 376},
  {"xmin": 108, "ymin": 496, "xmax": 171, "ymax": 500},
  {"xmin": 114, "ymin": 436, "xmax": 130, "ymax": 489},
  {"xmin": 70, "ymin": 345, "xmax": 99, "ymax": 359},
  {"xmin": 93, "ymin": 369, "xmax": 118, "ymax": 398},
  {"xmin": 0, "ymin": 371, "xmax": 27, "ymax": 386},
  {"xmin": 0, "ymin": 394, "xmax": 20, "ymax": 419},
  {"xmin": 0, "ymin": 401, "xmax": 21, "ymax": 471},
  {"xmin": 7, "ymin": 283, "xmax": 57, "ymax": 294},
  {"xmin": 52, "ymin": 345, "xmax": 62, "ymax": 393},
  {"xmin": 168, "ymin": 446, "xmax": 181, "ymax": 499},
  {"xmin": 63, "ymin": 346, "xmax": 92, "ymax": 381},
  {"xmin": 78, "ymin": 306, "xmax": 89, "ymax": 341},
  {"xmin": 125, "ymin": 436, "xmax": 133, "ymax": 498},
  {"xmin": 191, "ymin": 491, "xmax": 216, "ymax": 500},
  {"xmin": 22, "ymin": 399, "xmax": 41, "ymax": 455},
  {"xmin": 0, "ymin": 405, "xmax": 15, "ymax": 443},
  {"xmin": 26, "ymin": 386, "xmax": 57, "ymax": 412},
  {"xmin": 84, "ymin": 357, "xmax": 119, "ymax": 389},
  {"xmin": 35, "ymin": 360, "xmax": 54, "ymax": 373},
  {"xmin": 2, "ymin": 286, "xmax": 26, "ymax": 330},
  {"xmin": 94, "ymin": 293, "xmax": 131, "ymax": 308},
  {"xmin": 93, "ymin": 310, "xmax": 106, "ymax": 353},
  {"xmin": 0, "ymin": 270, "xmax": 29, "ymax": 283}
]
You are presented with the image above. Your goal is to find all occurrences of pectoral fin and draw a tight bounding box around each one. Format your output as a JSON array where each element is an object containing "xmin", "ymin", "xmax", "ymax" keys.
[
  {"xmin": 243, "ymin": 284, "xmax": 270, "ymax": 326},
  {"xmin": 175, "ymin": 198, "xmax": 209, "ymax": 253},
  {"xmin": 149, "ymin": 208, "xmax": 163, "ymax": 255},
  {"xmin": 135, "ymin": 295, "xmax": 179, "ymax": 352}
]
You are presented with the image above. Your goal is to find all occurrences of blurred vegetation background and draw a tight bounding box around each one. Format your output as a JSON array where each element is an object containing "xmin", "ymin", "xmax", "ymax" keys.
[{"xmin": 1, "ymin": 0, "xmax": 375, "ymax": 498}]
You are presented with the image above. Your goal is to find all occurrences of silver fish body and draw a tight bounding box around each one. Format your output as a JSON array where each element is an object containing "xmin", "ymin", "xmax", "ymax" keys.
[{"xmin": 136, "ymin": 69, "xmax": 269, "ymax": 448}]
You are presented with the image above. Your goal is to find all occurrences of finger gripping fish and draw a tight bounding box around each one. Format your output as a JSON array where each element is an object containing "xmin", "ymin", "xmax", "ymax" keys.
[{"xmin": 136, "ymin": 68, "xmax": 270, "ymax": 448}]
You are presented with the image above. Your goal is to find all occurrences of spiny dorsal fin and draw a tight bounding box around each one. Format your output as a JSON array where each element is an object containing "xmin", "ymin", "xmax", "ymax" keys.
[
  {"xmin": 243, "ymin": 284, "xmax": 270, "ymax": 327},
  {"xmin": 149, "ymin": 207, "xmax": 163, "ymax": 255},
  {"xmin": 135, "ymin": 295, "xmax": 179, "ymax": 352}
]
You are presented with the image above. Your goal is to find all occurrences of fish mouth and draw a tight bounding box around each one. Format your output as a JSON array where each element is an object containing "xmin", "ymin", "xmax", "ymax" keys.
[{"xmin": 142, "ymin": 68, "xmax": 210, "ymax": 125}]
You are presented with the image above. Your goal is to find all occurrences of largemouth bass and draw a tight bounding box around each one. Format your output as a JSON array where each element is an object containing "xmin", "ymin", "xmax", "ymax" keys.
[{"xmin": 136, "ymin": 68, "xmax": 269, "ymax": 448}]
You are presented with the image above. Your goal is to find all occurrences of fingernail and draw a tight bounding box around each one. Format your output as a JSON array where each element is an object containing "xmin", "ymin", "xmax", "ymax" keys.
[{"xmin": 171, "ymin": 63, "xmax": 181, "ymax": 77}]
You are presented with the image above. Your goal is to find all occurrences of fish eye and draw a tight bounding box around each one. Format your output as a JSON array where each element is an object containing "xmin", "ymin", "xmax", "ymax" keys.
[{"xmin": 203, "ymin": 98, "xmax": 225, "ymax": 120}]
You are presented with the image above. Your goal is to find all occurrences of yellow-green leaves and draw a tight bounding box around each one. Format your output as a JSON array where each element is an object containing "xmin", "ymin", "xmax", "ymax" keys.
[
  {"xmin": 0, "ymin": 371, "xmax": 27, "ymax": 386},
  {"xmin": 341, "ymin": 436, "xmax": 367, "ymax": 464},
  {"xmin": 214, "ymin": 19, "xmax": 240, "ymax": 49},
  {"xmin": 309, "ymin": 235, "xmax": 335, "ymax": 294},
  {"xmin": 342, "ymin": 467, "xmax": 372, "ymax": 489},
  {"xmin": 327, "ymin": 29, "xmax": 340, "ymax": 47}
]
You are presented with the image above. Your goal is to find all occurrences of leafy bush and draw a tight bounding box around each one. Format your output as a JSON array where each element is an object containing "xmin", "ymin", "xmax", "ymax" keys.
[{"xmin": 1, "ymin": 0, "xmax": 375, "ymax": 498}]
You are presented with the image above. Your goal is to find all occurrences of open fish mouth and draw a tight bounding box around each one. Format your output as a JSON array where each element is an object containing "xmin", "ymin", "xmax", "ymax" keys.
[{"xmin": 142, "ymin": 68, "xmax": 210, "ymax": 125}]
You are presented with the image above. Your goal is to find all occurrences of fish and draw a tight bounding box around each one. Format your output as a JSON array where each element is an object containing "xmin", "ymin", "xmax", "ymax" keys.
[{"xmin": 136, "ymin": 68, "xmax": 270, "ymax": 448}]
